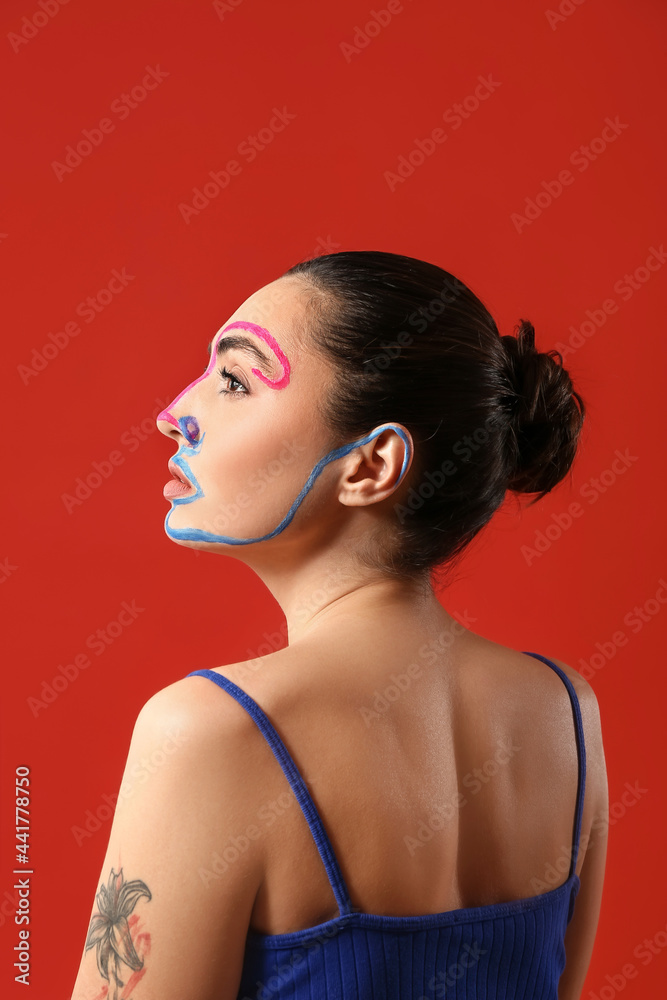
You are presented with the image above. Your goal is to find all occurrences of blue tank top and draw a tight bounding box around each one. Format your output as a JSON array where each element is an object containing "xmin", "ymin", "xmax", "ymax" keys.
[{"xmin": 186, "ymin": 650, "xmax": 586, "ymax": 999}]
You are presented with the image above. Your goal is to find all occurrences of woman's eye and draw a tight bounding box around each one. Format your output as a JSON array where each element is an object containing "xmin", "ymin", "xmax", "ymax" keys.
[{"xmin": 217, "ymin": 366, "xmax": 248, "ymax": 395}]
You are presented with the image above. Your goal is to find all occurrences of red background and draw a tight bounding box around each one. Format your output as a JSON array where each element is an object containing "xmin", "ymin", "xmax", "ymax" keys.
[{"xmin": 2, "ymin": 0, "xmax": 666, "ymax": 997}]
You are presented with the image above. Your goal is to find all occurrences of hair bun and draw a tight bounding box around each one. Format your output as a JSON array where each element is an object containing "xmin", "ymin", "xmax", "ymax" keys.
[{"xmin": 500, "ymin": 319, "xmax": 585, "ymax": 499}]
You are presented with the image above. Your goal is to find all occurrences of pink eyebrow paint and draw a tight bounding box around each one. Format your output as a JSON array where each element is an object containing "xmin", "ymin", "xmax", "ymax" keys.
[
  {"xmin": 220, "ymin": 320, "xmax": 291, "ymax": 390},
  {"xmin": 157, "ymin": 320, "xmax": 290, "ymax": 431}
]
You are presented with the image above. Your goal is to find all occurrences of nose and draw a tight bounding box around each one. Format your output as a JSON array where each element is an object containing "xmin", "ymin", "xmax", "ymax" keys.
[
  {"xmin": 157, "ymin": 406, "xmax": 181, "ymax": 441},
  {"xmin": 157, "ymin": 350, "xmax": 215, "ymax": 443}
]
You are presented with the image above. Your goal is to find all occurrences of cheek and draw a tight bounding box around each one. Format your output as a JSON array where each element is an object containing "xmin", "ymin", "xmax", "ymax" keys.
[
  {"xmin": 196, "ymin": 422, "xmax": 280, "ymax": 488},
  {"xmin": 191, "ymin": 391, "xmax": 317, "ymax": 499}
]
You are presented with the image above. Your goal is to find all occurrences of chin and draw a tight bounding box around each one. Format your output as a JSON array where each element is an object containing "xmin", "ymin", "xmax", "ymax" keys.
[{"xmin": 163, "ymin": 517, "xmax": 243, "ymax": 554}]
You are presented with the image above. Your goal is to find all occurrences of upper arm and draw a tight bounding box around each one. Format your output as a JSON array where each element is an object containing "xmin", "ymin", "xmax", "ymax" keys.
[
  {"xmin": 546, "ymin": 658, "xmax": 609, "ymax": 1000},
  {"xmin": 70, "ymin": 674, "xmax": 267, "ymax": 1000}
]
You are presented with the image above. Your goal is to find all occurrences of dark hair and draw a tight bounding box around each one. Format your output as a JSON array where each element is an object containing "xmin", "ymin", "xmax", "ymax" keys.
[{"xmin": 282, "ymin": 250, "xmax": 585, "ymax": 583}]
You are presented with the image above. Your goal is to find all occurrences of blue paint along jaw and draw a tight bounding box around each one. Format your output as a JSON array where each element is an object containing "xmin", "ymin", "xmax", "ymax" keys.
[{"xmin": 162, "ymin": 422, "xmax": 412, "ymax": 549}]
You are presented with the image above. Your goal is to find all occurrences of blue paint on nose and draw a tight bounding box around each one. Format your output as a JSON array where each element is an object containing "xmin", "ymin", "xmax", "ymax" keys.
[{"xmin": 179, "ymin": 415, "xmax": 200, "ymax": 446}]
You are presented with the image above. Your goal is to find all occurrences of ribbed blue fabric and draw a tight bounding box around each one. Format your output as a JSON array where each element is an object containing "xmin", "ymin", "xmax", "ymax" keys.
[{"xmin": 186, "ymin": 650, "xmax": 586, "ymax": 999}]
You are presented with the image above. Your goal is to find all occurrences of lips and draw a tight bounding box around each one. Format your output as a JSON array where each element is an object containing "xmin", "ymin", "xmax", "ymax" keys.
[
  {"xmin": 168, "ymin": 459, "xmax": 193, "ymax": 487},
  {"xmin": 164, "ymin": 459, "xmax": 196, "ymax": 499}
]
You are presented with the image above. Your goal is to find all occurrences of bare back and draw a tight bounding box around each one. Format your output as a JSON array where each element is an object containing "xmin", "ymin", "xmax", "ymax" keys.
[{"xmin": 208, "ymin": 617, "xmax": 607, "ymax": 994}]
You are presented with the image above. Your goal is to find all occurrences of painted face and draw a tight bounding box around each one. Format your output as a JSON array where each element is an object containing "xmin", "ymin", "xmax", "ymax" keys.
[{"xmin": 156, "ymin": 279, "xmax": 412, "ymax": 550}]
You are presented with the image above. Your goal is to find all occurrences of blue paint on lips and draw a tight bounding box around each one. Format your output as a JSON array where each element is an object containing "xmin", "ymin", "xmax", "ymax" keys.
[{"xmin": 164, "ymin": 423, "xmax": 412, "ymax": 546}]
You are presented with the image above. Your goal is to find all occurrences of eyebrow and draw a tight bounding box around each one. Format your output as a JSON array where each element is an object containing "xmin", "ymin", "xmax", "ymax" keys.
[{"xmin": 206, "ymin": 334, "xmax": 279, "ymax": 380}]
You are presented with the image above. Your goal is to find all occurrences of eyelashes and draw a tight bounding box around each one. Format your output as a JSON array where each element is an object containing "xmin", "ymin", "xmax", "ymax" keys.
[{"xmin": 217, "ymin": 365, "xmax": 248, "ymax": 396}]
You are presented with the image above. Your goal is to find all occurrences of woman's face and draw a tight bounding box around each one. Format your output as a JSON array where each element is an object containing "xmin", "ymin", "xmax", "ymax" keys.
[{"xmin": 156, "ymin": 277, "xmax": 340, "ymax": 555}]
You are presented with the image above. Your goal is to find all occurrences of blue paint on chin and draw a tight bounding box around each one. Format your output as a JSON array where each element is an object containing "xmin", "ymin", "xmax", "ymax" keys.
[{"xmin": 164, "ymin": 423, "xmax": 412, "ymax": 546}]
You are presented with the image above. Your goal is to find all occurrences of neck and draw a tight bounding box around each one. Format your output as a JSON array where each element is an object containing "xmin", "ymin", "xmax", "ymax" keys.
[{"xmin": 244, "ymin": 546, "xmax": 449, "ymax": 646}]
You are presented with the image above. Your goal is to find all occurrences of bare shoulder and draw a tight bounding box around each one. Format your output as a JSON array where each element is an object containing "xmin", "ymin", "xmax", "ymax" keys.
[
  {"xmin": 539, "ymin": 657, "xmax": 610, "ymax": 993},
  {"xmin": 541, "ymin": 656, "xmax": 604, "ymax": 737},
  {"xmin": 137, "ymin": 670, "xmax": 260, "ymax": 744},
  {"xmin": 71, "ymin": 667, "xmax": 274, "ymax": 1000},
  {"xmin": 189, "ymin": 647, "xmax": 309, "ymax": 715},
  {"xmin": 541, "ymin": 655, "xmax": 609, "ymax": 823},
  {"xmin": 132, "ymin": 665, "xmax": 286, "ymax": 796}
]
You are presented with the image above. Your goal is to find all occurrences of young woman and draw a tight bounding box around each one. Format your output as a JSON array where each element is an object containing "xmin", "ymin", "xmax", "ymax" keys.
[{"xmin": 71, "ymin": 251, "xmax": 608, "ymax": 1000}]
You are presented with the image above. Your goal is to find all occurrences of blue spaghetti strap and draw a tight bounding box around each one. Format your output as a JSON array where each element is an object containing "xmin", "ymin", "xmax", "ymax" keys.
[
  {"xmin": 521, "ymin": 652, "xmax": 587, "ymax": 879},
  {"xmin": 185, "ymin": 668, "xmax": 354, "ymax": 918}
]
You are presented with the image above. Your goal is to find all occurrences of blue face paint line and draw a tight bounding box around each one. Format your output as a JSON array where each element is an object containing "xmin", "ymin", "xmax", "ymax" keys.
[
  {"xmin": 164, "ymin": 423, "xmax": 412, "ymax": 546},
  {"xmin": 171, "ymin": 431, "xmax": 205, "ymax": 503}
]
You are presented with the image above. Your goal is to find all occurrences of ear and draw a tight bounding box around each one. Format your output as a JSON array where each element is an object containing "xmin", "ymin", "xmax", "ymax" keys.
[{"xmin": 337, "ymin": 424, "xmax": 414, "ymax": 508}]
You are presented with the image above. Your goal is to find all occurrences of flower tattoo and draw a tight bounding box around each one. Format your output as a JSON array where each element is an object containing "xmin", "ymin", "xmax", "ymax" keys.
[{"xmin": 84, "ymin": 867, "xmax": 152, "ymax": 999}]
